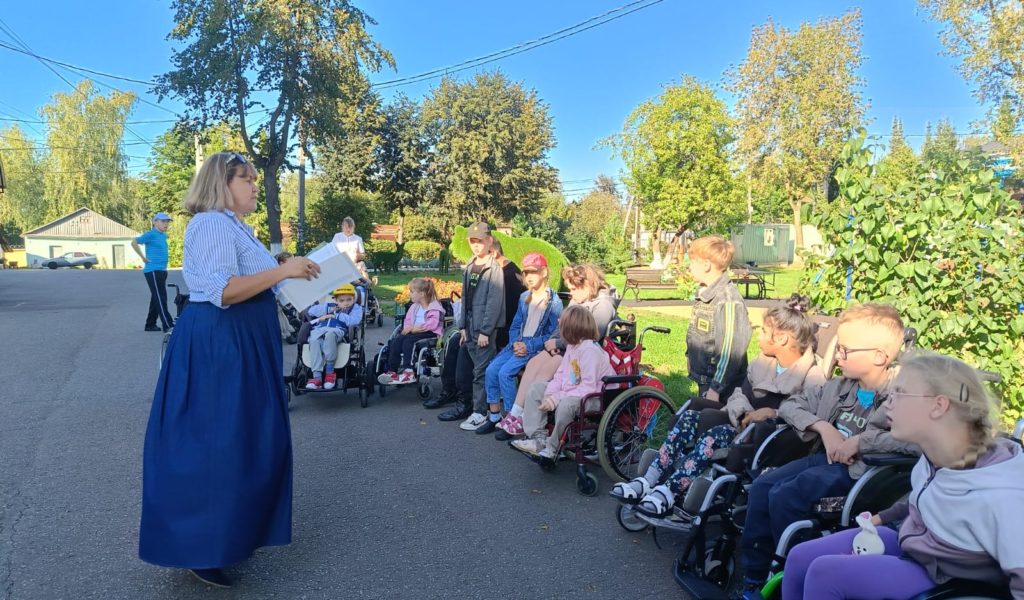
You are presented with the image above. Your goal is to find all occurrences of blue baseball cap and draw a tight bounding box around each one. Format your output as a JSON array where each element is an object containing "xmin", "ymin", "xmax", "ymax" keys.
[{"xmin": 153, "ymin": 212, "xmax": 173, "ymax": 222}]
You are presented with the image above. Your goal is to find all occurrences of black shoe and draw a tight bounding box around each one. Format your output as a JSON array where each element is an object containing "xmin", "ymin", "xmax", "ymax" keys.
[
  {"xmin": 423, "ymin": 389, "xmax": 456, "ymax": 409},
  {"xmin": 190, "ymin": 568, "xmax": 233, "ymax": 588},
  {"xmin": 144, "ymin": 325, "xmax": 161, "ymax": 332},
  {"xmin": 494, "ymin": 428, "xmax": 517, "ymax": 442},
  {"xmin": 285, "ymin": 334, "xmax": 297, "ymax": 345},
  {"xmin": 475, "ymin": 419, "xmax": 498, "ymax": 435},
  {"xmin": 438, "ymin": 401, "xmax": 472, "ymax": 422}
]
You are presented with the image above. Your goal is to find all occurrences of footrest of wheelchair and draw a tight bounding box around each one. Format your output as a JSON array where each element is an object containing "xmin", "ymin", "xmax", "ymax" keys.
[{"xmin": 673, "ymin": 561, "xmax": 728, "ymax": 599}]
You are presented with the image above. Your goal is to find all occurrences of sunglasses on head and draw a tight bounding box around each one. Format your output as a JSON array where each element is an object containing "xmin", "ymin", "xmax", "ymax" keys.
[{"xmin": 227, "ymin": 152, "xmax": 248, "ymax": 165}]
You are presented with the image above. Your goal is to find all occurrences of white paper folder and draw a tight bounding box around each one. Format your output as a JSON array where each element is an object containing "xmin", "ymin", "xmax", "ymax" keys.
[{"xmin": 276, "ymin": 244, "xmax": 362, "ymax": 311}]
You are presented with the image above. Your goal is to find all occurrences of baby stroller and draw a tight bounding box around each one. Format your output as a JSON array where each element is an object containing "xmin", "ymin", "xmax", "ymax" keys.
[
  {"xmin": 286, "ymin": 291, "xmax": 372, "ymax": 407},
  {"xmin": 514, "ymin": 319, "xmax": 677, "ymax": 496},
  {"xmin": 157, "ymin": 283, "xmax": 190, "ymax": 369},
  {"xmin": 371, "ymin": 293, "xmax": 459, "ymax": 399},
  {"xmin": 359, "ymin": 279, "xmax": 385, "ymax": 328}
]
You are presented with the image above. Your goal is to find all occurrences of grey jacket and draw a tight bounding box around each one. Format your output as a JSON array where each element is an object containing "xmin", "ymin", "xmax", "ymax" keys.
[
  {"xmin": 777, "ymin": 368, "xmax": 919, "ymax": 479},
  {"xmin": 550, "ymin": 287, "xmax": 618, "ymax": 351},
  {"xmin": 878, "ymin": 439, "xmax": 1024, "ymax": 596},
  {"xmin": 461, "ymin": 254, "xmax": 506, "ymax": 337},
  {"xmin": 725, "ymin": 349, "xmax": 827, "ymax": 427}
]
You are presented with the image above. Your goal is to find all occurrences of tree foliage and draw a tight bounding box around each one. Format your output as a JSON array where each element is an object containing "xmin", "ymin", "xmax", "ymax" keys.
[
  {"xmin": 605, "ymin": 75, "xmax": 740, "ymax": 234},
  {"xmin": 420, "ymin": 72, "xmax": 558, "ymax": 240},
  {"xmin": 156, "ymin": 0, "xmax": 394, "ymax": 249},
  {"xmin": 876, "ymin": 117, "xmax": 920, "ymax": 190},
  {"xmin": 0, "ymin": 125, "xmax": 46, "ymax": 240},
  {"xmin": 727, "ymin": 10, "xmax": 866, "ymax": 249},
  {"xmin": 802, "ymin": 132, "xmax": 1024, "ymax": 426}
]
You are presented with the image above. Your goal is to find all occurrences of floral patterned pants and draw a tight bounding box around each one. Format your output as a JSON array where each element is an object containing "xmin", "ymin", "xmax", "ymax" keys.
[{"xmin": 656, "ymin": 409, "xmax": 736, "ymax": 494}]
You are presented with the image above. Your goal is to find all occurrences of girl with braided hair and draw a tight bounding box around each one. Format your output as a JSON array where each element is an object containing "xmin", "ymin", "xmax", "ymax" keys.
[{"xmin": 782, "ymin": 352, "xmax": 1024, "ymax": 600}]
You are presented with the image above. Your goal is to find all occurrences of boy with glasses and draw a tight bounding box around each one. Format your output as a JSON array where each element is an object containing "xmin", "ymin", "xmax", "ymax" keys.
[{"xmin": 733, "ymin": 303, "xmax": 919, "ymax": 600}]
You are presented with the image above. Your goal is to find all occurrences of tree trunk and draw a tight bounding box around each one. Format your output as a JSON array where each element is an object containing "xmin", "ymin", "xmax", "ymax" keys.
[
  {"xmin": 650, "ymin": 225, "xmax": 664, "ymax": 268},
  {"xmin": 263, "ymin": 164, "xmax": 283, "ymax": 253},
  {"xmin": 791, "ymin": 199, "xmax": 805, "ymax": 266}
]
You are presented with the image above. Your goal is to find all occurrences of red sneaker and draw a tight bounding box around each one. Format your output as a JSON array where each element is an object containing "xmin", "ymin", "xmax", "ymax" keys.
[
  {"xmin": 396, "ymin": 369, "xmax": 415, "ymax": 384},
  {"xmin": 305, "ymin": 378, "xmax": 322, "ymax": 390},
  {"xmin": 324, "ymin": 372, "xmax": 337, "ymax": 390}
]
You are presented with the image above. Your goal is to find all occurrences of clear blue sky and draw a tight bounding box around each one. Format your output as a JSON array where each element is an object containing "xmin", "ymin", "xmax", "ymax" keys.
[{"xmin": 0, "ymin": 0, "xmax": 985, "ymax": 194}]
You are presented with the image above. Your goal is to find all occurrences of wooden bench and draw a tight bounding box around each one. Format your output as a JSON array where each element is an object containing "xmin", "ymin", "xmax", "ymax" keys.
[{"xmin": 624, "ymin": 267, "xmax": 676, "ymax": 301}]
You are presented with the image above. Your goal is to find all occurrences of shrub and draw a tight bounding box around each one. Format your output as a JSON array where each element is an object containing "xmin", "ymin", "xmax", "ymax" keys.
[
  {"xmin": 365, "ymin": 239, "xmax": 401, "ymax": 273},
  {"xmin": 404, "ymin": 240, "xmax": 441, "ymax": 262},
  {"xmin": 801, "ymin": 131, "xmax": 1024, "ymax": 427},
  {"xmin": 394, "ymin": 277, "xmax": 464, "ymax": 304},
  {"xmin": 449, "ymin": 226, "xmax": 570, "ymax": 290}
]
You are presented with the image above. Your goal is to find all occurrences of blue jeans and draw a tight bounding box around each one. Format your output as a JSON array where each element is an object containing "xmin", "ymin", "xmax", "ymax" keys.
[
  {"xmin": 740, "ymin": 452, "xmax": 855, "ymax": 582},
  {"xmin": 484, "ymin": 345, "xmax": 532, "ymax": 412}
]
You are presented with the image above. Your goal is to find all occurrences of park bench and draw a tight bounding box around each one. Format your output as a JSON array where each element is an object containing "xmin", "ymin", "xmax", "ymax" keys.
[
  {"xmin": 730, "ymin": 267, "xmax": 775, "ymax": 300},
  {"xmin": 624, "ymin": 267, "xmax": 676, "ymax": 301}
]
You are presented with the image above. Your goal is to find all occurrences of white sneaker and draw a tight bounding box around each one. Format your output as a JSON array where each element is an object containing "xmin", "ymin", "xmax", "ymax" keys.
[
  {"xmin": 538, "ymin": 447, "xmax": 555, "ymax": 460},
  {"xmin": 459, "ymin": 412, "xmax": 487, "ymax": 431}
]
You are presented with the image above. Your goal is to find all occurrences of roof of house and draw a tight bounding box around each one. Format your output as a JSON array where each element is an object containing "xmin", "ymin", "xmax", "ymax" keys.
[
  {"xmin": 23, "ymin": 207, "xmax": 140, "ymax": 239},
  {"xmin": 978, "ymin": 140, "xmax": 1012, "ymax": 154}
]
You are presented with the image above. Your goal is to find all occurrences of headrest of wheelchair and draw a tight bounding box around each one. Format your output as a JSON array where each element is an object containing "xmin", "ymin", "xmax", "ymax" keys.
[{"xmin": 331, "ymin": 284, "xmax": 356, "ymax": 297}]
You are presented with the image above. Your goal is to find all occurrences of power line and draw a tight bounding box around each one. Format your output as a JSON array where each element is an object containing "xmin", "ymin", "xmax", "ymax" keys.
[
  {"xmin": 372, "ymin": 0, "xmax": 666, "ymax": 90},
  {"xmin": 0, "ymin": 39, "xmax": 158, "ymax": 85},
  {"xmin": 0, "ymin": 116, "xmax": 180, "ymax": 125}
]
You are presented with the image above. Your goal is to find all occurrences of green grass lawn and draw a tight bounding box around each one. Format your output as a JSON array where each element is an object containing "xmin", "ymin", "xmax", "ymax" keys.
[{"xmin": 607, "ymin": 265, "xmax": 806, "ymax": 303}]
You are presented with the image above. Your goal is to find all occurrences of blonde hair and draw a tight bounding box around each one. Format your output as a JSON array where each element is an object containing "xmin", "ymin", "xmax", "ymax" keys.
[
  {"xmin": 839, "ymin": 303, "xmax": 905, "ymax": 355},
  {"xmin": 899, "ymin": 351, "xmax": 999, "ymax": 469},
  {"xmin": 559, "ymin": 304, "xmax": 601, "ymax": 345},
  {"xmin": 688, "ymin": 235, "xmax": 735, "ymax": 270},
  {"xmin": 562, "ymin": 263, "xmax": 607, "ymax": 300},
  {"xmin": 183, "ymin": 151, "xmax": 258, "ymax": 215},
  {"xmin": 409, "ymin": 278, "xmax": 438, "ymax": 304}
]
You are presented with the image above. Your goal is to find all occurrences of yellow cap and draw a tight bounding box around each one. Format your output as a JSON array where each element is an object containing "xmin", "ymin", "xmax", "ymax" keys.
[{"xmin": 332, "ymin": 284, "xmax": 356, "ymax": 297}]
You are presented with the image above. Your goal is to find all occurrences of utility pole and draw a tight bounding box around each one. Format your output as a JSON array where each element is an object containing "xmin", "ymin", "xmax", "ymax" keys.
[
  {"xmin": 297, "ymin": 134, "xmax": 307, "ymax": 256},
  {"xmin": 193, "ymin": 134, "xmax": 203, "ymax": 176}
]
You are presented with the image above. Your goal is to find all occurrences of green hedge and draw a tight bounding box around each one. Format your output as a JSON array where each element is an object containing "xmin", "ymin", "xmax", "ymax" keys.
[
  {"xmin": 450, "ymin": 226, "xmax": 570, "ymax": 290},
  {"xmin": 404, "ymin": 240, "xmax": 441, "ymax": 261}
]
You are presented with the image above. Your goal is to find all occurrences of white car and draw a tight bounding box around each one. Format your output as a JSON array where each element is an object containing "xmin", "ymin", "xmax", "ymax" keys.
[{"xmin": 44, "ymin": 251, "xmax": 98, "ymax": 269}]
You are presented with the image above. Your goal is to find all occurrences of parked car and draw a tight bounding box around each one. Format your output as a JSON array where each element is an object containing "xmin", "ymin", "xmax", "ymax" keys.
[{"xmin": 44, "ymin": 252, "xmax": 98, "ymax": 269}]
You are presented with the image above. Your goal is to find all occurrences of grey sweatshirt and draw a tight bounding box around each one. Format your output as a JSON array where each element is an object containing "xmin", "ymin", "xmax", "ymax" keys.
[
  {"xmin": 550, "ymin": 287, "xmax": 618, "ymax": 351},
  {"xmin": 460, "ymin": 254, "xmax": 506, "ymax": 337},
  {"xmin": 878, "ymin": 438, "xmax": 1024, "ymax": 597}
]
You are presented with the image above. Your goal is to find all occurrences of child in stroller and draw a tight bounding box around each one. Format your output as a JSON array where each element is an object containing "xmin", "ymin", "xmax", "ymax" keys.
[{"xmin": 304, "ymin": 284, "xmax": 363, "ymax": 390}]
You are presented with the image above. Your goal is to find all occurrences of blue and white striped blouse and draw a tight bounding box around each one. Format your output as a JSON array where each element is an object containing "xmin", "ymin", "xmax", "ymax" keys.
[{"xmin": 183, "ymin": 210, "xmax": 277, "ymax": 308}]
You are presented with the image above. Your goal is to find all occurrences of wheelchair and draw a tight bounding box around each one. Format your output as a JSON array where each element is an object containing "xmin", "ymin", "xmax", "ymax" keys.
[
  {"xmin": 285, "ymin": 291, "xmax": 372, "ymax": 407},
  {"xmin": 513, "ymin": 319, "xmax": 678, "ymax": 496},
  {"xmin": 370, "ymin": 293, "xmax": 459, "ymax": 398},
  {"xmin": 157, "ymin": 283, "xmax": 191, "ymax": 369}
]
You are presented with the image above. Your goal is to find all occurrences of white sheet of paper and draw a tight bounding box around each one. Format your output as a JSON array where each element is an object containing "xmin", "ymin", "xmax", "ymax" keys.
[{"xmin": 276, "ymin": 244, "xmax": 362, "ymax": 311}]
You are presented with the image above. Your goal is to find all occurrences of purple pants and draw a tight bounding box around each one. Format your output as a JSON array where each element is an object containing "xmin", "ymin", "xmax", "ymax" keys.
[{"xmin": 782, "ymin": 526, "xmax": 934, "ymax": 600}]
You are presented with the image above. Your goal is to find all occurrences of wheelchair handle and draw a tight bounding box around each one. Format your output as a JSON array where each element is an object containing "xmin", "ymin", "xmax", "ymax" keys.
[
  {"xmin": 861, "ymin": 453, "xmax": 918, "ymax": 467},
  {"xmin": 638, "ymin": 325, "xmax": 670, "ymax": 348}
]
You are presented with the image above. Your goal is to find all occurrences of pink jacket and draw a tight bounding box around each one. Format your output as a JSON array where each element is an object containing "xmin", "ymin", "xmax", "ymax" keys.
[
  {"xmin": 545, "ymin": 340, "xmax": 614, "ymax": 407},
  {"xmin": 403, "ymin": 301, "xmax": 444, "ymax": 336}
]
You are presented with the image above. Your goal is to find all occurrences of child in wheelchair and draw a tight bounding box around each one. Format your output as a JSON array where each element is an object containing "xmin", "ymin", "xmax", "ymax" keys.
[
  {"xmin": 780, "ymin": 352, "xmax": 1024, "ymax": 600},
  {"xmin": 610, "ymin": 294, "xmax": 826, "ymax": 519},
  {"xmin": 304, "ymin": 284, "xmax": 363, "ymax": 390},
  {"xmin": 378, "ymin": 278, "xmax": 445, "ymax": 385},
  {"xmin": 733, "ymin": 303, "xmax": 916, "ymax": 599},
  {"xmin": 511, "ymin": 305, "xmax": 614, "ymax": 460}
]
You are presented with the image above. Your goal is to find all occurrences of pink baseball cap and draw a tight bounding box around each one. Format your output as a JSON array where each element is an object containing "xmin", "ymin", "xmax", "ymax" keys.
[{"xmin": 521, "ymin": 252, "xmax": 548, "ymax": 271}]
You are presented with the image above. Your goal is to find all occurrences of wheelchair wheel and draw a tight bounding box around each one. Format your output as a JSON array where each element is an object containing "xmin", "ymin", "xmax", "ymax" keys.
[
  {"xmin": 359, "ymin": 387, "xmax": 368, "ymax": 408},
  {"xmin": 377, "ymin": 314, "xmax": 383, "ymax": 327},
  {"xmin": 576, "ymin": 471, "xmax": 599, "ymax": 496},
  {"xmin": 417, "ymin": 381, "xmax": 431, "ymax": 399},
  {"xmin": 616, "ymin": 504, "xmax": 648, "ymax": 532},
  {"xmin": 597, "ymin": 386, "xmax": 677, "ymax": 483}
]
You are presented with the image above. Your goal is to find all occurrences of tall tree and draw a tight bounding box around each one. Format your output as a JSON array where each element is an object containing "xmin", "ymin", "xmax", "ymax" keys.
[
  {"xmin": 920, "ymin": 0, "xmax": 1024, "ymax": 113},
  {"xmin": 605, "ymin": 75, "xmax": 739, "ymax": 252},
  {"xmin": 139, "ymin": 126, "xmax": 195, "ymax": 219},
  {"xmin": 877, "ymin": 117, "xmax": 920, "ymax": 189},
  {"xmin": 40, "ymin": 80, "xmax": 140, "ymax": 225},
  {"xmin": 368, "ymin": 94, "xmax": 427, "ymax": 249},
  {"xmin": 156, "ymin": 0, "xmax": 394, "ymax": 252},
  {"xmin": 991, "ymin": 96, "xmax": 1020, "ymax": 142},
  {"xmin": 727, "ymin": 10, "xmax": 866, "ymax": 251},
  {"xmin": 921, "ymin": 118, "xmax": 961, "ymax": 169},
  {"xmin": 594, "ymin": 174, "xmax": 620, "ymax": 199},
  {"xmin": 421, "ymin": 72, "xmax": 558, "ymax": 242},
  {"xmin": 0, "ymin": 125, "xmax": 46, "ymax": 238}
]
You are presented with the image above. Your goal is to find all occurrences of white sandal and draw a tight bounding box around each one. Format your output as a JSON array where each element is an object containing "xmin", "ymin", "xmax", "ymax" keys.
[
  {"xmin": 609, "ymin": 477, "xmax": 653, "ymax": 504},
  {"xmin": 636, "ymin": 485, "xmax": 675, "ymax": 517}
]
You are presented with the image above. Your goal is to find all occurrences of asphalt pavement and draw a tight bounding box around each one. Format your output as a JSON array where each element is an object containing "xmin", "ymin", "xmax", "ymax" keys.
[{"xmin": 0, "ymin": 269, "xmax": 688, "ymax": 599}]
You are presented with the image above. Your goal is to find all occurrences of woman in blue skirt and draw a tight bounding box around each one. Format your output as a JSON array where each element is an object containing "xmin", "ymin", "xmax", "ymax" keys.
[{"xmin": 139, "ymin": 151, "xmax": 320, "ymax": 588}]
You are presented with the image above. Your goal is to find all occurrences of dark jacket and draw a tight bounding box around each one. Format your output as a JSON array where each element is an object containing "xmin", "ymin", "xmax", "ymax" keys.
[
  {"xmin": 461, "ymin": 254, "xmax": 506, "ymax": 337},
  {"xmin": 685, "ymin": 273, "xmax": 752, "ymax": 395}
]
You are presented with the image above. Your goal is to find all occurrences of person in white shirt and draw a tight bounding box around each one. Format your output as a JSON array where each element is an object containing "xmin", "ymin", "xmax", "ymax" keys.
[{"xmin": 331, "ymin": 216, "xmax": 365, "ymax": 265}]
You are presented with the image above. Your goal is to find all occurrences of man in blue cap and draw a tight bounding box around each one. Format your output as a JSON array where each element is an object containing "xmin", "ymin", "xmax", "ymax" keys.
[{"xmin": 132, "ymin": 212, "xmax": 174, "ymax": 332}]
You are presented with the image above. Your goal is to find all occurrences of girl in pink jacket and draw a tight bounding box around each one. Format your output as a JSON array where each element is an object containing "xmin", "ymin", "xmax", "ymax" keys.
[
  {"xmin": 379, "ymin": 278, "xmax": 444, "ymax": 385},
  {"xmin": 513, "ymin": 305, "xmax": 614, "ymax": 459}
]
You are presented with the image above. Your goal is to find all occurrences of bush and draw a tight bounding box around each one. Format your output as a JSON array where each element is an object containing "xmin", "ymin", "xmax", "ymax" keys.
[
  {"xmin": 365, "ymin": 239, "xmax": 401, "ymax": 273},
  {"xmin": 449, "ymin": 226, "xmax": 571, "ymax": 290},
  {"xmin": 404, "ymin": 240, "xmax": 441, "ymax": 261},
  {"xmin": 394, "ymin": 276, "xmax": 463, "ymax": 304},
  {"xmin": 801, "ymin": 131, "xmax": 1024, "ymax": 427}
]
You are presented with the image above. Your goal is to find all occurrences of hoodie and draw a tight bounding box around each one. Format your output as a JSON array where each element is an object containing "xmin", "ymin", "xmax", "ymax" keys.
[
  {"xmin": 877, "ymin": 438, "xmax": 1024, "ymax": 597},
  {"xmin": 544, "ymin": 340, "xmax": 615, "ymax": 408}
]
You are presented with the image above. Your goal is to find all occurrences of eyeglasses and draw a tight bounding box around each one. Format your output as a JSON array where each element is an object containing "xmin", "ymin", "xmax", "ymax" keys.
[
  {"xmin": 889, "ymin": 384, "xmax": 969, "ymax": 403},
  {"xmin": 836, "ymin": 345, "xmax": 887, "ymax": 360}
]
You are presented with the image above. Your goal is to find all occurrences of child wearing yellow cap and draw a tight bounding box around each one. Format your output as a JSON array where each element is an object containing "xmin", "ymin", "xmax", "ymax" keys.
[{"xmin": 305, "ymin": 285, "xmax": 363, "ymax": 390}]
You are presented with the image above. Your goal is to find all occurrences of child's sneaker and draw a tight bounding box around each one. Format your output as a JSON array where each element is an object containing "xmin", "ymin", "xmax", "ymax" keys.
[
  {"xmin": 305, "ymin": 378, "xmax": 322, "ymax": 390},
  {"xmin": 503, "ymin": 414, "xmax": 524, "ymax": 435},
  {"xmin": 459, "ymin": 412, "xmax": 487, "ymax": 431},
  {"xmin": 538, "ymin": 447, "xmax": 555, "ymax": 460},
  {"xmin": 377, "ymin": 371, "xmax": 398, "ymax": 385},
  {"xmin": 396, "ymin": 369, "xmax": 415, "ymax": 384},
  {"xmin": 510, "ymin": 438, "xmax": 543, "ymax": 456},
  {"xmin": 323, "ymin": 372, "xmax": 337, "ymax": 390}
]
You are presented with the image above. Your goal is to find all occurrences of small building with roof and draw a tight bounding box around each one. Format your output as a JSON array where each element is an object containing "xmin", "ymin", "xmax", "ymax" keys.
[{"xmin": 23, "ymin": 208, "xmax": 144, "ymax": 269}]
